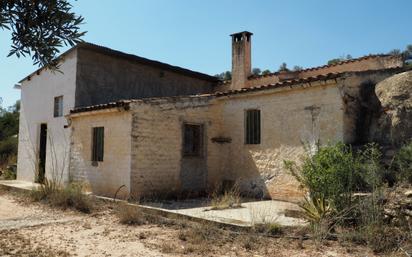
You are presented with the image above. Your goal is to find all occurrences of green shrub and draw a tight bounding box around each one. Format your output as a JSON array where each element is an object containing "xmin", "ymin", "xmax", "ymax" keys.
[
  {"xmin": 0, "ymin": 136, "xmax": 17, "ymax": 166},
  {"xmin": 394, "ymin": 141, "xmax": 412, "ymax": 183},
  {"xmin": 286, "ymin": 143, "xmax": 384, "ymax": 211},
  {"xmin": 0, "ymin": 168, "xmax": 16, "ymax": 180},
  {"xmin": 357, "ymin": 143, "xmax": 384, "ymax": 190}
]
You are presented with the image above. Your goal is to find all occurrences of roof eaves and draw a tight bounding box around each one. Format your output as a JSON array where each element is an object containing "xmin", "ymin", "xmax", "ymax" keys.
[
  {"xmin": 77, "ymin": 43, "xmax": 219, "ymax": 82},
  {"xmin": 19, "ymin": 42, "xmax": 220, "ymax": 84}
]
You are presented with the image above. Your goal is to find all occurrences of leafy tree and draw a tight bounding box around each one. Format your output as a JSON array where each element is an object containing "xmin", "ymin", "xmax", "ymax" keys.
[
  {"xmin": 388, "ymin": 49, "xmax": 402, "ymax": 56},
  {"xmin": 293, "ymin": 65, "xmax": 303, "ymax": 71},
  {"xmin": 261, "ymin": 69, "xmax": 271, "ymax": 75},
  {"xmin": 278, "ymin": 62, "xmax": 289, "ymax": 72},
  {"xmin": 0, "ymin": 0, "xmax": 86, "ymax": 68},
  {"xmin": 0, "ymin": 101, "xmax": 19, "ymax": 141},
  {"xmin": 214, "ymin": 71, "xmax": 231, "ymax": 80},
  {"xmin": 252, "ymin": 68, "xmax": 261, "ymax": 76},
  {"xmin": 402, "ymin": 44, "xmax": 412, "ymax": 61},
  {"xmin": 327, "ymin": 58, "xmax": 342, "ymax": 65},
  {"xmin": 327, "ymin": 54, "xmax": 352, "ymax": 65},
  {"xmin": 0, "ymin": 100, "xmax": 19, "ymax": 167}
]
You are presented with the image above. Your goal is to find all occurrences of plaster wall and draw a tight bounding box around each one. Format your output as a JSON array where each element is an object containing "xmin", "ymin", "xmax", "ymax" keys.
[
  {"xmin": 17, "ymin": 50, "xmax": 77, "ymax": 183},
  {"xmin": 69, "ymin": 110, "xmax": 132, "ymax": 198}
]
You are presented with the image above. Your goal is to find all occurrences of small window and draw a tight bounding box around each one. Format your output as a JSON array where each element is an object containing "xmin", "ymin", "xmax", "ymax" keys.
[
  {"xmin": 183, "ymin": 124, "xmax": 203, "ymax": 157},
  {"xmin": 245, "ymin": 109, "xmax": 261, "ymax": 144},
  {"xmin": 54, "ymin": 96, "xmax": 63, "ymax": 117},
  {"xmin": 92, "ymin": 127, "xmax": 104, "ymax": 162}
]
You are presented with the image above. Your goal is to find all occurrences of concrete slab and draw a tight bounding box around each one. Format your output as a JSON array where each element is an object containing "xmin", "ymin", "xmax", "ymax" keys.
[
  {"xmin": 142, "ymin": 199, "xmax": 306, "ymax": 227},
  {"xmin": 0, "ymin": 180, "xmax": 39, "ymax": 191},
  {"xmin": 1, "ymin": 180, "xmax": 306, "ymax": 228}
]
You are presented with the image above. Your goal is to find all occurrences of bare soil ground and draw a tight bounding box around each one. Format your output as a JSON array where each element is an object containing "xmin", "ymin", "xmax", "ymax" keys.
[{"xmin": 0, "ymin": 188, "xmax": 380, "ymax": 257}]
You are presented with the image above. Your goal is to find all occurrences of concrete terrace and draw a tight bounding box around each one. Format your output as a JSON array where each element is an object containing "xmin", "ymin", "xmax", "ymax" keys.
[{"xmin": 0, "ymin": 180, "xmax": 306, "ymax": 228}]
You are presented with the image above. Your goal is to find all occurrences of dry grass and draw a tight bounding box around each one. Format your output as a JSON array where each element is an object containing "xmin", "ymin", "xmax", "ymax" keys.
[
  {"xmin": 0, "ymin": 230, "xmax": 70, "ymax": 257},
  {"xmin": 116, "ymin": 203, "xmax": 147, "ymax": 225},
  {"xmin": 30, "ymin": 180, "xmax": 94, "ymax": 213},
  {"xmin": 210, "ymin": 185, "xmax": 242, "ymax": 210},
  {"xmin": 254, "ymin": 222, "xmax": 284, "ymax": 236}
]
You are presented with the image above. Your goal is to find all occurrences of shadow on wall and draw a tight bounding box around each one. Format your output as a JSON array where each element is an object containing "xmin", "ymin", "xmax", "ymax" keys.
[{"xmin": 224, "ymin": 145, "xmax": 306, "ymax": 203}]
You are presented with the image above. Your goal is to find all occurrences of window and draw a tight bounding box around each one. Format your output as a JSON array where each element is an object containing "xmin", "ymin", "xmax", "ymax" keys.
[
  {"xmin": 245, "ymin": 109, "xmax": 261, "ymax": 144},
  {"xmin": 54, "ymin": 96, "xmax": 63, "ymax": 117},
  {"xmin": 92, "ymin": 127, "xmax": 104, "ymax": 162},
  {"xmin": 183, "ymin": 124, "xmax": 203, "ymax": 157}
]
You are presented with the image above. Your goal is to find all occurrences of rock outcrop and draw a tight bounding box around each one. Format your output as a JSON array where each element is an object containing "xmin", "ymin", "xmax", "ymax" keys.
[
  {"xmin": 374, "ymin": 71, "xmax": 412, "ymax": 147},
  {"xmin": 384, "ymin": 186, "xmax": 412, "ymax": 222}
]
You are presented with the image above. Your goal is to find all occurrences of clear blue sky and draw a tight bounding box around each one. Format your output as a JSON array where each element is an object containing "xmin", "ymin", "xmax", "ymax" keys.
[{"xmin": 1, "ymin": 0, "xmax": 411, "ymax": 108}]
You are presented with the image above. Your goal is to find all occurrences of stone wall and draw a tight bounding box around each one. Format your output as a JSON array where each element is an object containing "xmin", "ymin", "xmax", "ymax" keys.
[
  {"xmin": 67, "ymin": 69, "xmax": 405, "ymax": 202},
  {"xmin": 217, "ymin": 81, "xmax": 345, "ymax": 202},
  {"xmin": 336, "ymin": 69, "xmax": 405, "ymax": 145},
  {"xmin": 129, "ymin": 97, "xmax": 226, "ymax": 198},
  {"xmin": 127, "ymin": 80, "xmax": 346, "ymax": 202},
  {"xmin": 69, "ymin": 109, "xmax": 132, "ymax": 198},
  {"xmin": 75, "ymin": 48, "xmax": 217, "ymax": 108}
]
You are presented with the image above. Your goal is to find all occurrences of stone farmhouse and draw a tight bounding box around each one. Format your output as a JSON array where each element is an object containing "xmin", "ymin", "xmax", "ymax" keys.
[{"xmin": 16, "ymin": 31, "xmax": 406, "ymax": 201}]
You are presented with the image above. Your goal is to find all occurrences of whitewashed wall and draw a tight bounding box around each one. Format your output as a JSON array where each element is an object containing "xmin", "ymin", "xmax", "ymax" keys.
[{"xmin": 17, "ymin": 50, "xmax": 77, "ymax": 183}]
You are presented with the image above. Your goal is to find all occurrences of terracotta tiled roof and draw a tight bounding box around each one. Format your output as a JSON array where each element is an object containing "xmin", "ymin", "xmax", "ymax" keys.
[
  {"xmin": 248, "ymin": 54, "xmax": 396, "ymax": 81},
  {"xmin": 216, "ymin": 66, "xmax": 408, "ymax": 97},
  {"xmin": 215, "ymin": 73, "xmax": 341, "ymax": 97},
  {"xmin": 70, "ymin": 94, "xmax": 214, "ymax": 114},
  {"xmin": 70, "ymin": 100, "xmax": 133, "ymax": 114}
]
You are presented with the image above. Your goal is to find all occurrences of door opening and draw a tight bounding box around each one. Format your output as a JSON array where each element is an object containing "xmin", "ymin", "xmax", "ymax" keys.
[{"xmin": 37, "ymin": 123, "xmax": 47, "ymax": 183}]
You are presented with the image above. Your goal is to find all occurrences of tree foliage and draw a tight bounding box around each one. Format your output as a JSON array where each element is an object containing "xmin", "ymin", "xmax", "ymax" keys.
[
  {"xmin": 327, "ymin": 54, "xmax": 352, "ymax": 65},
  {"xmin": 0, "ymin": 100, "xmax": 19, "ymax": 167},
  {"xmin": 214, "ymin": 71, "xmax": 232, "ymax": 80},
  {"xmin": 278, "ymin": 62, "xmax": 289, "ymax": 72},
  {"xmin": 261, "ymin": 69, "xmax": 271, "ymax": 75},
  {"xmin": 388, "ymin": 44, "xmax": 412, "ymax": 61},
  {"xmin": 293, "ymin": 65, "xmax": 303, "ymax": 71},
  {"xmin": 0, "ymin": 0, "xmax": 85, "ymax": 68},
  {"xmin": 252, "ymin": 67, "xmax": 261, "ymax": 76}
]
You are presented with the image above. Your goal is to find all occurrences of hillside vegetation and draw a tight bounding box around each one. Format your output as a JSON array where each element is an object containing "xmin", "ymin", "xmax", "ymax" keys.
[{"xmin": 0, "ymin": 100, "xmax": 19, "ymax": 179}]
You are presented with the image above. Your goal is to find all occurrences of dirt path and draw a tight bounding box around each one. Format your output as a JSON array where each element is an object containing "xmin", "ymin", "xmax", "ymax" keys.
[{"xmin": 0, "ymin": 190, "xmax": 377, "ymax": 257}]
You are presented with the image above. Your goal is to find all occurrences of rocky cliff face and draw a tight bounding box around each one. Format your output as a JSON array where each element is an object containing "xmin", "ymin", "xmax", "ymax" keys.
[{"xmin": 374, "ymin": 71, "xmax": 412, "ymax": 147}]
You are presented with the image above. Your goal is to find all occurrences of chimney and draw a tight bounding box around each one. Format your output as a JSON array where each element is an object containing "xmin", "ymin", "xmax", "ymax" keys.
[{"xmin": 231, "ymin": 31, "xmax": 253, "ymax": 90}]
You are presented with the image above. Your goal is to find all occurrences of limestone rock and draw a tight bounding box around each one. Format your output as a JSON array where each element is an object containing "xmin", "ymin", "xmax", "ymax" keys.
[
  {"xmin": 384, "ymin": 186, "xmax": 412, "ymax": 223},
  {"xmin": 375, "ymin": 71, "xmax": 412, "ymax": 146}
]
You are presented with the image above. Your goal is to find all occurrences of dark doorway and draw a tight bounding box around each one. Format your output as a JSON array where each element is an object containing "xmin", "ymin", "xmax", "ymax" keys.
[
  {"xmin": 181, "ymin": 123, "xmax": 207, "ymax": 192},
  {"xmin": 37, "ymin": 123, "xmax": 47, "ymax": 183}
]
